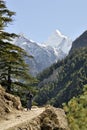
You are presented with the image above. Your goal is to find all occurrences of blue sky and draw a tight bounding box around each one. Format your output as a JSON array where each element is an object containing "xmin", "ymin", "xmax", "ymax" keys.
[{"xmin": 6, "ymin": 0, "xmax": 87, "ymax": 43}]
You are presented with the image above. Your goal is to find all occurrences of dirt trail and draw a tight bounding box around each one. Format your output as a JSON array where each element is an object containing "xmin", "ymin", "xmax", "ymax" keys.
[{"xmin": 0, "ymin": 107, "xmax": 45, "ymax": 130}]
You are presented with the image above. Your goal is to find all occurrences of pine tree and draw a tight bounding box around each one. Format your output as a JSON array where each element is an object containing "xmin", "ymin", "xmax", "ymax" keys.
[
  {"xmin": 0, "ymin": 0, "xmax": 17, "ymax": 41},
  {"xmin": 0, "ymin": 0, "xmax": 34, "ymax": 92}
]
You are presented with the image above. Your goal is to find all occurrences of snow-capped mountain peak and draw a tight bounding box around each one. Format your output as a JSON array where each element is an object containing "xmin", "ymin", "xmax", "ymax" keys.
[
  {"xmin": 45, "ymin": 30, "xmax": 72, "ymax": 54},
  {"xmin": 55, "ymin": 29, "xmax": 67, "ymax": 39},
  {"xmin": 13, "ymin": 30, "xmax": 72, "ymax": 76}
]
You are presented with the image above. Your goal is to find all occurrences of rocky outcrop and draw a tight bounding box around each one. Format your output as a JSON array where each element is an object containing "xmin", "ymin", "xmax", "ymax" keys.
[
  {"xmin": 0, "ymin": 85, "xmax": 22, "ymax": 119},
  {"xmin": 8, "ymin": 106, "xmax": 70, "ymax": 130}
]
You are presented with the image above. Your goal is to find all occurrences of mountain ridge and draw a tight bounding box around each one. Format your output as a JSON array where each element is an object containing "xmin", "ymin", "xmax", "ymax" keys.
[
  {"xmin": 70, "ymin": 30, "xmax": 87, "ymax": 53},
  {"xmin": 13, "ymin": 30, "xmax": 72, "ymax": 76},
  {"xmin": 35, "ymin": 47, "xmax": 87, "ymax": 107}
]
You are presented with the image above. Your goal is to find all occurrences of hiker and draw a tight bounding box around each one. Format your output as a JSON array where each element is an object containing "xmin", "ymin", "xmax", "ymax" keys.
[{"xmin": 26, "ymin": 91, "xmax": 33, "ymax": 110}]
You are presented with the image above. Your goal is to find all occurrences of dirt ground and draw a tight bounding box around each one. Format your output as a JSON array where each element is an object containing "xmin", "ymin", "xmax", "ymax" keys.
[{"xmin": 0, "ymin": 107, "xmax": 45, "ymax": 130}]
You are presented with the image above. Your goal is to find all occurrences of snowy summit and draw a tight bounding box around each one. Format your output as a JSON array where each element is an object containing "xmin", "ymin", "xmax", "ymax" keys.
[
  {"xmin": 45, "ymin": 30, "xmax": 72, "ymax": 54},
  {"xmin": 13, "ymin": 30, "xmax": 72, "ymax": 76}
]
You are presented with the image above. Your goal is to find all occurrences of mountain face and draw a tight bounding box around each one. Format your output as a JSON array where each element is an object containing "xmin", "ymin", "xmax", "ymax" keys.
[
  {"xmin": 13, "ymin": 30, "xmax": 72, "ymax": 76},
  {"xmin": 45, "ymin": 30, "xmax": 72, "ymax": 54},
  {"xmin": 35, "ymin": 47, "xmax": 87, "ymax": 107},
  {"xmin": 70, "ymin": 30, "xmax": 87, "ymax": 54}
]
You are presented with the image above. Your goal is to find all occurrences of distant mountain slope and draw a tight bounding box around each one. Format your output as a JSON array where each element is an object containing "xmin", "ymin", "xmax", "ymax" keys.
[
  {"xmin": 13, "ymin": 30, "xmax": 72, "ymax": 76},
  {"xmin": 35, "ymin": 47, "xmax": 87, "ymax": 107},
  {"xmin": 70, "ymin": 30, "xmax": 87, "ymax": 53}
]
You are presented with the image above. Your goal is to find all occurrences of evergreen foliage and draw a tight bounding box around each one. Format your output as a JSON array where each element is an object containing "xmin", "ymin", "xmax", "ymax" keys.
[
  {"xmin": 0, "ymin": 40, "xmax": 34, "ymax": 92},
  {"xmin": 0, "ymin": 0, "xmax": 17, "ymax": 41},
  {"xmin": 63, "ymin": 84, "xmax": 87, "ymax": 130},
  {"xmin": 0, "ymin": 0, "xmax": 35, "ymax": 94},
  {"xmin": 35, "ymin": 47, "xmax": 87, "ymax": 107}
]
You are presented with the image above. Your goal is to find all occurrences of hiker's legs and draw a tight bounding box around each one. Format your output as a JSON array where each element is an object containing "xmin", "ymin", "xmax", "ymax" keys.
[{"xmin": 27, "ymin": 100, "xmax": 32, "ymax": 110}]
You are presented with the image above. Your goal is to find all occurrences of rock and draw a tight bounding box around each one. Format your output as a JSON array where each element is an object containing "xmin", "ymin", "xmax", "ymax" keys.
[
  {"xmin": 4, "ymin": 93, "xmax": 22, "ymax": 110},
  {"xmin": 40, "ymin": 106, "xmax": 70, "ymax": 130},
  {"xmin": 0, "ymin": 85, "xmax": 22, "ymax": 118}
]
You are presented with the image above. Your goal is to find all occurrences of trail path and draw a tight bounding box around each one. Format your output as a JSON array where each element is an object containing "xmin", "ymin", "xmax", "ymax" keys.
[{"xmin": 0, "ymin": 107, "xmax": 45, "ymax": 130}]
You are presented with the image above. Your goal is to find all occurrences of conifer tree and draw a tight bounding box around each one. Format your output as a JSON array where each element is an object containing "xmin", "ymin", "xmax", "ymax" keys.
[
  {"xmin": 0, "ymin": 0, "xmax": 17, "ymax": 41},
  {"xmin": 0, "ymin": 0, "xmax": 34, "ymax": 92}
]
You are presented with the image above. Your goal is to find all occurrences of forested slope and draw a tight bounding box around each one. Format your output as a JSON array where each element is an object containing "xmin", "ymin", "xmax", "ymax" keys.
[
  {"xmin": 63, "ymin": 84, "xmax": 87, "ymax": 130},
  {"xmin": 35, "ymin": 47, "xmax": 87, "ymax": 107}
]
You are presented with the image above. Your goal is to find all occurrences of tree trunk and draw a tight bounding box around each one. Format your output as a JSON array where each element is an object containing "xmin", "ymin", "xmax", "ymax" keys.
[{"xmin": 7, "ymin": 65, "xmax": 11, "ymax": 92}]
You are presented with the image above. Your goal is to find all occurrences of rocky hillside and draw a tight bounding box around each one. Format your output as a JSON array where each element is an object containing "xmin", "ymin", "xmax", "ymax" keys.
[
  {"xmin": 0, "ymin": 85, "xmax": 69, "ymax": 130},
  {"xmin": 0, "ymin": 85, "xmax": 22, "ymax": 119}
]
